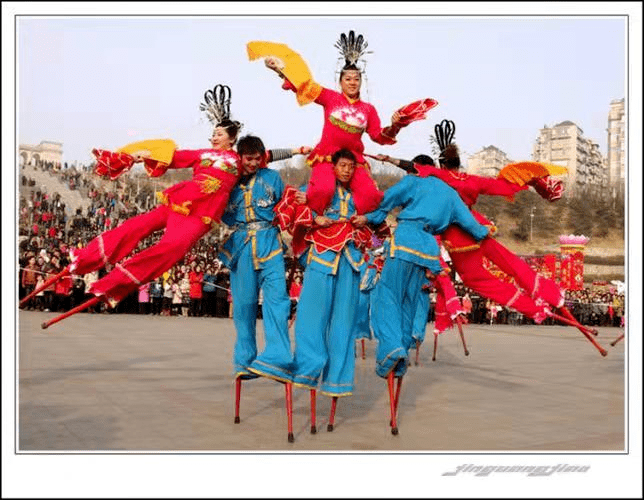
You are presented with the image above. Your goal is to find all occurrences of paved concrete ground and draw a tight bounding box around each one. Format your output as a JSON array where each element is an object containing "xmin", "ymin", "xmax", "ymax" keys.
[{"xmin": 17, "ymin": 311, "xmax": 625, "ymax": 452}]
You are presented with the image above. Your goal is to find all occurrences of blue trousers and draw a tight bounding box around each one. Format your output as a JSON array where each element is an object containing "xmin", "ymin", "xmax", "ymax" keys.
[
  {"xmin": 370, "ymin": 257, "xmax": 426, "ymax": 378},
  {"xmin": 412, "ymin": 291, "xmax": 430, "ymax": 345},
  {"xmin": 230, "ymin": 243, "xmax": 293, "ymax": 382},
  {"xmin": 292, "ymin": 256, "xmax": 360, "ymax": 396},
  {"xmin": 354, "ymin": 289, "xmax": 373, "ymax": 340}
]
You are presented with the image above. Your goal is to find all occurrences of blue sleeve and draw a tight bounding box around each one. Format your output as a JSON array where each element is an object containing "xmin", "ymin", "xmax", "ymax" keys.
[
  {"xmin": 271, "ymin": 170, "xmax": 285, "ymax": 201},
  {"xmin": 365, "ymin": 176, "xmax": 413, "ymax": 225},
  {"xmin": 221, "ymin": 205, "xmax": 235, "ymax": 226},
  {"xmin": 447, "ymin": 189, "xmax": 489, "ymax": 241}
]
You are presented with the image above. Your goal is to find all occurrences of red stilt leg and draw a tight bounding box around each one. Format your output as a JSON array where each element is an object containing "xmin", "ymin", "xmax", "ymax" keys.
[
  {"xmin": 41, "ymin": 296, "xmax": 103, "ymax": 330},
  {"xmin": 415, "ymin": 339, "xmax": 420, "ymax": 366},
  {"xmin": 327, "ymin": 396, "xmax": 338, "ymax": 432},
  {"xmin": 456, "ymin": 317, "xmax": 470, "ymax": 356},
  {"xmin": 286, "ymin": 383, "xmax": 294, "ymax": 443},
  {"xmin": 547, "ymin": 311, "xmax": 608, "ymax": 357},
  {"xmin": 20, "ymin": 266, "xmax": 71, "ymax": 308},
  {"xmin": 394, "ymin": 376, "xmax": 403, "ymax": 416},
  {"xmin": 432, "ymin": 333, "xmax": 438, "ymax": 362},
  {"xmin": 610, "ymin": 333, "xmax": 625, "ymax": 347},
  {"xmin": 387, "ymin": 372, "xmax": 398, "ymax": 435},
  {"xmin": 310, "ymin": 389, "xmax": 317, "ymax": 434},
  {"xmin": 234, "ymin": 377, "xmax": 242, "ymax": 424},
  {"xmin": 559, "ymin": 306, "xmax": 598, "ymax": 336},
  {"xmin": 361, "ymin": 338, "xmax": 366, "ymax": 360}
]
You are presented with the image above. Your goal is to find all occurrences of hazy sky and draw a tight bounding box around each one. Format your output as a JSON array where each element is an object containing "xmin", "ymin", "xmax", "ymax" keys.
[{"xmin": 16, "ymin": 15, "xmax": 626, "ymax": 168}]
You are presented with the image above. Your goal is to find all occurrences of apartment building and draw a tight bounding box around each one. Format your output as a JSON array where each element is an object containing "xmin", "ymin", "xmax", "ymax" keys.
[
  {"xmin": 467, "ymin": 145, "xmax": 513, "ymax": 177},
  {"xmin": 606, "ymin": 98, "xmax": 625, "ymax": 199},
  {"xmin": 532, "ymin": 121, "xmax": 606, "ymax": 196}
]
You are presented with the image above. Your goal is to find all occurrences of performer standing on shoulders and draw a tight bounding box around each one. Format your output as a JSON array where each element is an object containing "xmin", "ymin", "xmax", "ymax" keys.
[{"xmin": 250, "ymin": 31, "xmax": 436, "ymax": 215}]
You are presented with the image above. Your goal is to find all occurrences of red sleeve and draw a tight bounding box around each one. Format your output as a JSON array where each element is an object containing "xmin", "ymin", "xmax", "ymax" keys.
[
  {"xmin": 167, "ymin": 149, "xmax": 202, "ymax": 170},
  {"xmin": 313, "ymin": 86, "xmax": 333, "ymax": 107},
  {"xmin": 283, "ymin": 78, "xmax": 330, "ymax": 107},
  {"xmin": 469, "ymin": 175, "xmax": 528, "ymax": 198},
  {"xmin": 365, "ymin": 104, "xmax": 397, "ymax": 146},
  {"xmin": 413, "ymin": 166, "xmax": 526, "ymax": 199}
]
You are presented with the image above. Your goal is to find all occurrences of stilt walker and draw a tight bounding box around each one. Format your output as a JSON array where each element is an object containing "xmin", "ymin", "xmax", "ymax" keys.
[
  {"xmin": 374, "ymin": 120, "xmax": 607, "ymax": 356},
  {"xmin": 36, "ymin": 84, "xmax": 244, "ymax": 327},
  {"xmin": 275, "ymin": 149, "xmax": 384, "ymax": 434},
  {"xmin": 220, "ymin": 135, "xmax": 310, "ymax": 442},
  {"xmin": 359, "ymin": 154, "xmax": 492, "ymax": 434}
]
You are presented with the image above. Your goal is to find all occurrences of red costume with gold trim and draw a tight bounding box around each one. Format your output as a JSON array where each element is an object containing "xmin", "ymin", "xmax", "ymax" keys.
[
  {"xmin": 280, "ymin": 79, "xmax": 397, "ymax": 215},
  {"xmin": 414, "ymin": 164, "xmax": 565, "ymax": 322},
  {"xmin": 431, "ymin": 239, "xmax": 466, "ymax": 335},
  {"xmin": 247, "ymin": 40, "xmax": 437, "ymax": 216},
  {"xmin": 69, "ymin": 146, "xmax": 240, "ymax": 305}
]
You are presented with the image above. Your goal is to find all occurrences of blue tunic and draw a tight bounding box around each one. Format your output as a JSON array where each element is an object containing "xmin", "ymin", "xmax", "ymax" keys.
[
  {"xmin": 366, "ymin": 175, "xmax": 489, "ymax": 274},
  {"xmin": 365, "ymin": 175, "xmax": 489, "ymax": 378},
  {"xmin": 219, "ymin": 168, "xmax": 293, "ymax": 382},
  {"xmin": 292, "ymin": 184, "xmax": 363, "ymax": 396}
]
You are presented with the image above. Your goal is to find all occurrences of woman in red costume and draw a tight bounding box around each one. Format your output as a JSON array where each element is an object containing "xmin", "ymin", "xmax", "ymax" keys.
[
  {"xmin": 23, "ymin": 85, "xmax": 244, "ymax": 327},
  {"xmin": 374, "ymin": 120, "xmax": 607, "ymax": 356},
  {"xmin": 255, "ymin": 31, "xmax": 434, "ymax": 215}
]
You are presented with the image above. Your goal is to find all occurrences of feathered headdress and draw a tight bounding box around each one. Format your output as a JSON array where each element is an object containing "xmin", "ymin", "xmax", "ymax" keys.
[
  {"xmin": 434, "ymin": 119, "xmax": 456, "ymax": 152},
  {"xmin": 199, "ymin": 84, "xmax": 232, "ymax": 125},
  {"xmin": 334, "ymin": 30, "xmax": 370, "ymax": 71}
]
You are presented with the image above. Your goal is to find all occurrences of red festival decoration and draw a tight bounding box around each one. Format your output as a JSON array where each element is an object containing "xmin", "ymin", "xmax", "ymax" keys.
[
  {"xmin": 495, "ymin": 235, "xmax": 589, "ymax": 293},
  {"xmin": 558, "ymin": 235, "xmax": 589, "ymax": 291}
]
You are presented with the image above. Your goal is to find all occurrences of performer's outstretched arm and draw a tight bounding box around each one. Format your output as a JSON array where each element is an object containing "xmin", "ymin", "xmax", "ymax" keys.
[{"xmin": 364, "ymin": 175, "xmax": 415, "ymax": 226}]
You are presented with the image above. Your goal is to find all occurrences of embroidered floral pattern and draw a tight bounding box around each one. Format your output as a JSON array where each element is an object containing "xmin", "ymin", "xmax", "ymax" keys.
[{"xmin": 199, "ymin": 175, "xmax": 222, "ymax": 194}]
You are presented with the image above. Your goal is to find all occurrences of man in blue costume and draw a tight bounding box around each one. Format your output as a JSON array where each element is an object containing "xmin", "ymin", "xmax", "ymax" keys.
[
  {"xmin": 290, "ymin": 149, "xmax": 368, "ymax": 398},
  {"xmin": 219, "ymin": 135, "xmax": 309, "ymax": 382},
  {"xmin": 357, "ymin": 154, "xmax": 491, "ymax": 380}
]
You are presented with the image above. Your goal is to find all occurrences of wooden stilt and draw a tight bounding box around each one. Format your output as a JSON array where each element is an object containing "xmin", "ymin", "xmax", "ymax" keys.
[
  {"xmin": 394, "ymin": 376, "xmax": 403, "ymax": 416},
  {"xmin": 559, "ymin": 306, "xmax": 598, "ymax": 336},
  {"xmin": 432, "ymin": 333, "xmax": 438, "ymax": 362},
  {"xmin": 234, "ymin": 377, "xmax": 242, "ymax": 424},
  {"xmin": 310, "ymin": 389, "xmax": 317, "ymax": 434},
  {"xmin": 547, "ymin": 311, "xmax": 607, "ymax": 357},
  {"xmin": 21, "ymin": 266, "xmax": 71, "ymax": 308},
  {"xmin": 361, "ymin": 339, "xmax": 366, "ymax": 360},
  {"xmin": 41, "ymin": 295, "xmax": 102, "ymax": 330},
  {"xmin": 610, "ymin": 333, "xmax": 625, "ymax": 347},
  {"xmin": 286, "ymin": 383, "xmax": 294, "ymax": 443},
  {"xmin": 387, "ymin": 372, "xmax": 398, "ymax": 435},
  {"xmin": 327, "ymin": 396, "xmax": 338, "ymax": 432},
  {"xmin": 415, "ymin": 339, "xmax": 420, "ymax": 366},
  {"xmin": 456, "ymin": 317, "xmax": 470, "ymax": 356}
]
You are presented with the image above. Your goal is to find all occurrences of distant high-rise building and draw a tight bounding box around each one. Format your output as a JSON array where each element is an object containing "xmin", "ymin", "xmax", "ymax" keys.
[
  {"xmin": 467, "ymin": 145, "xmax": 513, "ymax": 177},
  {"xmin": 607, "ymin": 98, "xmax": 625, "ymax": 199},
  {"xmin": 532, "ymin": 121, "xmax": 606, "ymax": 196}
]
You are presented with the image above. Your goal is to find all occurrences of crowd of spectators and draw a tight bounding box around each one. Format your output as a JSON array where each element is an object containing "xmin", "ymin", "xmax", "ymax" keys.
[
  {"xmin": 18, "ymin": 159, "xmax": 625, "ymax": 328},
  {"xmin": 420, "ymin": 282, "xmax": 625, "ymax": 328}
]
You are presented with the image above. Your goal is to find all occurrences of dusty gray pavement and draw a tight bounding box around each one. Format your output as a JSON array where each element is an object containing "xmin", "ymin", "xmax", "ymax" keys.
[{"xmin": 17, "ymin": 311, "xmax": 625, "ymax": 452}]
